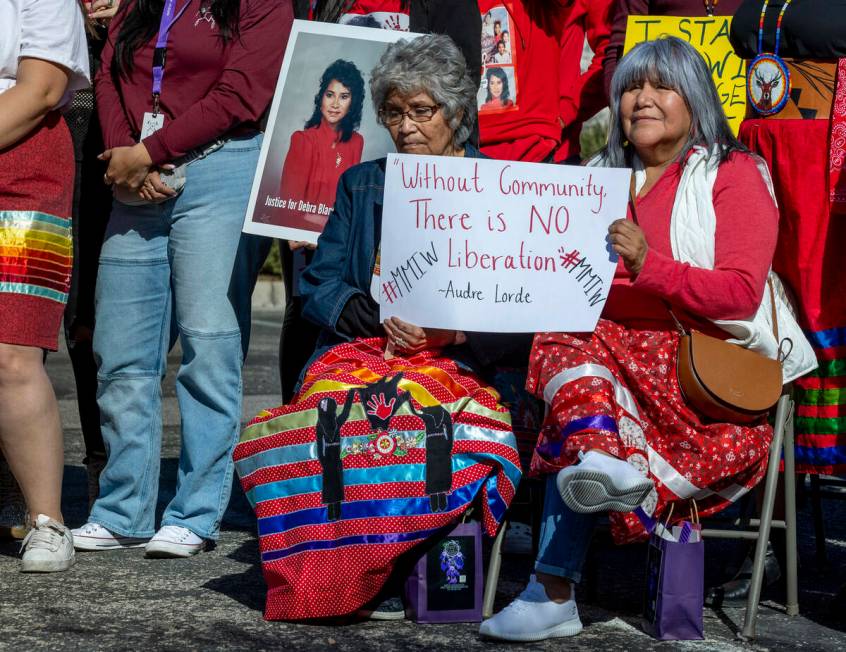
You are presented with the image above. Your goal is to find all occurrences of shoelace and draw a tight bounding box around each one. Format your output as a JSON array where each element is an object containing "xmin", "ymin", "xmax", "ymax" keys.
[
  {"xmin": 20, "ymin": 522, "xmax": 63, "ymax": 553},
  {"xmin": 79, "ymin": 522, "xmax": 105, "ymax": 535},
  {"xmin": 156, "ymin": 525, "xmax": 193, "ymax": 542}
]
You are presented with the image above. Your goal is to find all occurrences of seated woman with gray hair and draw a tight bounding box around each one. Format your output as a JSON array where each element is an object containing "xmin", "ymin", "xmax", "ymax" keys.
[
  {"xmin": 480, "ymin": 36, "xmax": 815, "ymax": 642},
  {"xmin": 233, "ymin": 34, "xmax": 528, "ymax": 622}
]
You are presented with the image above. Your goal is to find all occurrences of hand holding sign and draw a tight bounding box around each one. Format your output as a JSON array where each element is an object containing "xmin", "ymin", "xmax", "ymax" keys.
[
  {"xmin": 608, "ymin": 219, "xmax": 649, "ymax": 276},
  {"xmin": 379, "ymin": 154, "xmax": 631, "ymax": 333}
]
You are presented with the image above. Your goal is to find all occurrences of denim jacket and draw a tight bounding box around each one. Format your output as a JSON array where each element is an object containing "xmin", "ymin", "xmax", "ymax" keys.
[{"xmin": 299, "ymin": 145, "xmax": 532, "ymax": 376}]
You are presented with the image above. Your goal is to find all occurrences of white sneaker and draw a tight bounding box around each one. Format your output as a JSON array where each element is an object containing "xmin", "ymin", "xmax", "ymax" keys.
[
  {"xmin": 556, "ymin": 450, "xmax": 653, "ymax": 513},
  {"xmin": 72, "ymin": 522, "xmax": 149, "ymax": 551},
  {"xmin": 479, "ymin": 575, "xmax": 582, "ymax": 641},
  {"xmin": 20, "ymin": 514, "xmax": 75, "ymax": 573},
  {"xmin": 144, "ymin": 525, "xmax": 206, "ymax": 558}
]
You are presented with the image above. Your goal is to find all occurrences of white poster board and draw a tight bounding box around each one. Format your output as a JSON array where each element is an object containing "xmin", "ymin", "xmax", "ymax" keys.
[
  {"xmin": 378, "ymin": 155, "xmax": 631, "ymax": 333},
  {"xmin": 242, "ymin": 21, "xmax": 421, "ymax": 243}
]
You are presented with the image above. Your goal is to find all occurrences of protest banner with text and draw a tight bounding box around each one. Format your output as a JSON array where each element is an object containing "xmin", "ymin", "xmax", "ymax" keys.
[
  {"xmin": 378, "ymin": 155, "xmax": 630, "ymax": 333},
  {"xmin": 623, "ymin": 16, "xmax": 745, "ymax": 135}
]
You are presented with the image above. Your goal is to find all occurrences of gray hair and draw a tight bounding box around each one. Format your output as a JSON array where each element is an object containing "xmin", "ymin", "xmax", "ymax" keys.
[
  {"xmin": 370, "ymin": 34, "xmax": 477, "ymax": 149},
  {"xmin": 600, "ymin": 36, "xmax": 744, "ymax": 167}
]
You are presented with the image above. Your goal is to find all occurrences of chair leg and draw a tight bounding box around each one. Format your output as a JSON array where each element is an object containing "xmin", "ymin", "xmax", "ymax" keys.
[
  {"xmin": 782, "ymin": 399, "xmax": 799, "ymax": 616},
  {"xmin": 741, "ymin": 394, "xmax": 789, "ymax": 640},
  {"xmin": 483, "ymin": 519, "xmax": 507, "ymax": 619},
  {"xmin": 810, "ymin": 473, "xmax": 827, "ymax": 564}
]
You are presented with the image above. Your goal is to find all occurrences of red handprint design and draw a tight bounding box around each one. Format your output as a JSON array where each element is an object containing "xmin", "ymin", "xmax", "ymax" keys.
[
  {"xmin": 366, "ymin": 393, "xmax": 396, "ymax": 421},
  {"xmin": 384, "ymin": 14, "xmax": 409, "ymax": 31}
]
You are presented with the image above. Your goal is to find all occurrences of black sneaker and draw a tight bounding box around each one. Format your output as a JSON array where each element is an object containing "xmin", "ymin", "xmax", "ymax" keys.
[{"xmin": 358, "ymin": 593, "xmax": 406, "ymax": 620}]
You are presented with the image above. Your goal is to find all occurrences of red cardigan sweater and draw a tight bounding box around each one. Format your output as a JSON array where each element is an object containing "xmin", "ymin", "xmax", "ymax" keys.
[
  {"xmin": 477, "ymin": 0, "xmax": 612, "ymax": 163},
  {"xmin": 605, "ymin": 151, "xmax": 778, "ymax": 335}
]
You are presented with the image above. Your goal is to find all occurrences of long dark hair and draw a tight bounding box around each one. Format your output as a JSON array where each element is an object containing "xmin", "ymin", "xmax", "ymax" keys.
[
  {"xmin": 304, "ymin": 59, "xmax": 364, "ymax": 142},
  {"xmin": 112, "ymin": 0, "xmax": 242, "ymax": 76},
  {"xmin": 485, "ymin": 67, "xmax": 511, "ymax": 103},
  {"xmin": 313, "ymin": 0, "xmax": 410, "ymax": 23}
]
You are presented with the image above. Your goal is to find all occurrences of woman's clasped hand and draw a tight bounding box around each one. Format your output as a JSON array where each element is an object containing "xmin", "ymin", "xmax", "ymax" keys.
[
  {"xmin": 382, "ymin": 317, "xmax": 466, "ymax": 354},
  {"xmin": 100, "ymin": 142, "xmax": 176, "ymax": 202}
]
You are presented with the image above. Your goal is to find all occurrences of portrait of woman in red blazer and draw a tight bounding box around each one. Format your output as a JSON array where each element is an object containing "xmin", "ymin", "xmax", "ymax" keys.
[{"xmin": 278, "ymin": 58, "xmax": 365, "ymax": 230}]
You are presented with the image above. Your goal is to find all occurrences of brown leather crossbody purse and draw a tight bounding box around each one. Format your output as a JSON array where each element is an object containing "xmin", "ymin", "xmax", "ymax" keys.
[
  {"xmin": 627, "ymin": 182, "xmax": 783, "ymax": 424},
  {"xmin": 669, "ymin": 292, "xmax": 782, "ymax": 423}
]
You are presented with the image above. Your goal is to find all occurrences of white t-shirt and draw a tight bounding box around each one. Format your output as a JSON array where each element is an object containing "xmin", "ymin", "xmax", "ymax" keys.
[{"xmin": 0, "ymin": 0, "xmax": 90, "ymax": 107}]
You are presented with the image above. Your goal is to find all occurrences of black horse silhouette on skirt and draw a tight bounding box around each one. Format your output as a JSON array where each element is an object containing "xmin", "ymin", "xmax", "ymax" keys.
[
  {"xmin": 315, "ymin": 394, "xmax": 353, "ymax": 521},
  {"xmin": 408, "ymin": 401, "xmax": 454, "ymax": 512},
  {"xmin": 314, "ymin": 373, "xmax": 455, "ymax": 519}
]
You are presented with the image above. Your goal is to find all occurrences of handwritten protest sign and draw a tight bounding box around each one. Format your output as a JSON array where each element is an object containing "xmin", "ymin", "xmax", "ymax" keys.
[
  {"xmin": 623, "ymin": 16, "xmax": 746, "ymax": 135},
  {"xmin": 378, "ymin": 155, "xmax": 630, "ymax": 333}
]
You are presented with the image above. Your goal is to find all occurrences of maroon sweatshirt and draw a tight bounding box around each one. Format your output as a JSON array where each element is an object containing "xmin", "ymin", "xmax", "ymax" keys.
[
  {"xmin": 603, "ymin": 0, "xmax": 744, "ymax": 99},
  {"xmin": 97, "ymin": 0, "xmax": 294, "ymax": 166}
]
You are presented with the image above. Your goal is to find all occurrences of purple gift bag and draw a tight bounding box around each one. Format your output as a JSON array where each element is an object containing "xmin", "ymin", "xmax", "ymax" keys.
[
  {"xmin": 404, "ymin": 521, "xmax": 483, "ymax": 623},
  {"xmin": 642, "ymin": 518, "xmax": 705, "ymax": 640}
]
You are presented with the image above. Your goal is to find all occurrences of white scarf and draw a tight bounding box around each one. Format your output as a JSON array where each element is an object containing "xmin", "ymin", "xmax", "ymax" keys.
[{"xmin": 603, "ymin": 146, "xmax": 817, "ymax": 384}]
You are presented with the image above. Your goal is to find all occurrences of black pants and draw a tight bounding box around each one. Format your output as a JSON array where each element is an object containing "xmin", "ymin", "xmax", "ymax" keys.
[
  {"xmin": 278, "ymin": 243, "xmax": 321, "ymax": 402},
  {"xmin": 64, "ymin": 89, "xmax": 111, "ymax": 463}
]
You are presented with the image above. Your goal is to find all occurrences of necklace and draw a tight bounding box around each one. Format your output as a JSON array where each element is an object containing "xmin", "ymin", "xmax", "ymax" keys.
[
  {"xmin": 703, "ymin": 0, "xmax": 719, "ymax": 16},
  {"xmin": 747, "ymin": 0, "xmax": 793, "ymax": 115},
  {"xmin": 331, "ymin": 140, "xmax": 342, "ymax": 168}
]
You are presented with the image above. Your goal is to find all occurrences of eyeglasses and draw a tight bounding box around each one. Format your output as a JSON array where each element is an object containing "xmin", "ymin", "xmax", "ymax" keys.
[{"xmin": 378, "ymin": 104, "xmax": 441, "ymax": 126}]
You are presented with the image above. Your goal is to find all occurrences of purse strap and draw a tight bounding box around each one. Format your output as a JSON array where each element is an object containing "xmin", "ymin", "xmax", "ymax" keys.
[{"xmin": 627, "ymin": 174, "xmax": 780, "ymax": 344}]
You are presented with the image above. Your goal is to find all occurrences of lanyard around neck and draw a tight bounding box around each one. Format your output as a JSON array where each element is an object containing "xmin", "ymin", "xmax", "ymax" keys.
[
  {"xmin": 756, "ymin": 0, "xmax": 793, "ymax": 56},
  {"xmin": 152, "ymin": 0, "xmax": 193, "ymax": 114}
]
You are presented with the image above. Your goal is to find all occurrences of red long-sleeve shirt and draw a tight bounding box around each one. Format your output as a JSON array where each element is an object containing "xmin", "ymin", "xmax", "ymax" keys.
[
  {"xmin": 605, "ymin": 152, "xmax": 778, "ymax": 336},
  {"xmin": 477, "ymin": 0, "xmax": 611, "ymax": 163},
  {"xmin": 603, "ymin": 0, "xmax": 743, "ymax": 100},
  {"xmin": 97, "ymin": 0, "xmax": 293, "ymax": 166},
  {"xmin": 554, "ymin": 0, "xmax": 613, "ymax": 162}
]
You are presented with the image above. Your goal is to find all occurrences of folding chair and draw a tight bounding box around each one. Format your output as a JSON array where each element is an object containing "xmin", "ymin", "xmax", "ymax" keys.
[
  {"xmin": 482, "ymin": 393, "xmax": 800, "ymax": 638},
  {"xmin": 700, "ymin": 392, "xmax": 799, "ymax": 640}
]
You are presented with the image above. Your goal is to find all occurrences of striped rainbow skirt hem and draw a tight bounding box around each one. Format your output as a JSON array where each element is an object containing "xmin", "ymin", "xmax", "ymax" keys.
[{"xmin": 0, "ymin": 113, "xmax": 74, "ymax": 350}]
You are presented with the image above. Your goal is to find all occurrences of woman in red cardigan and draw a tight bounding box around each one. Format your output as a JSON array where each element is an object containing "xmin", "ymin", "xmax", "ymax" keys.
[{"xmin": 481, "ymin": 36, "xmax": 788, "ymax": 642}]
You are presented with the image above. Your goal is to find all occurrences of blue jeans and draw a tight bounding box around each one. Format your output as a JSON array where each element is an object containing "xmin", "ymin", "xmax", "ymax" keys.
[
  {"xmin": 535, "ymin": 475, "xmax": 599, "ymax": 584},
  {"xmin": 90, "ymin": 134, "xmax": 271, "ymax": 539}
]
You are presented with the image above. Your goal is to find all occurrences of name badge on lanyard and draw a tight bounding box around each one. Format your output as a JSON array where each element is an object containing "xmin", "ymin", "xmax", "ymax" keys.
[{"xmin": 140, "ymin": 0, "xmax": 193, "ymax": 139}]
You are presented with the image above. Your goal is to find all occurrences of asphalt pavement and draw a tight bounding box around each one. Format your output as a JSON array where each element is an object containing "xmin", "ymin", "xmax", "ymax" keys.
[{"xmin": 1, "ymin": 308, "xmax": 845, "ymax": 651}]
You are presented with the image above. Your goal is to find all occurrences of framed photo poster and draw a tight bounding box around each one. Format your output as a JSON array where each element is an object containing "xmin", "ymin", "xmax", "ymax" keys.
[{"xmin": 242, "ymin": 20, "xmax": 423, "ymax": 243}]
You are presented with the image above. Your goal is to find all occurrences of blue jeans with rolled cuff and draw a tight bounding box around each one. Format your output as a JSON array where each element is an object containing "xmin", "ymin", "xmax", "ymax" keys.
[
  {"xmin": 534, "ymin": 474, "xmax": 599, "ymax": 584},
  {"xmin": 89, "ymin": 134, "xmax": 271, "ymax": 540}
]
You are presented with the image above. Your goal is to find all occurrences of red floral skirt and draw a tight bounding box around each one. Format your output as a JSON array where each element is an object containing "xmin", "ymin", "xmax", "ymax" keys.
[{"xmin": 526, "ymin": 320, "xmax": 772, "ymax": 544}]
